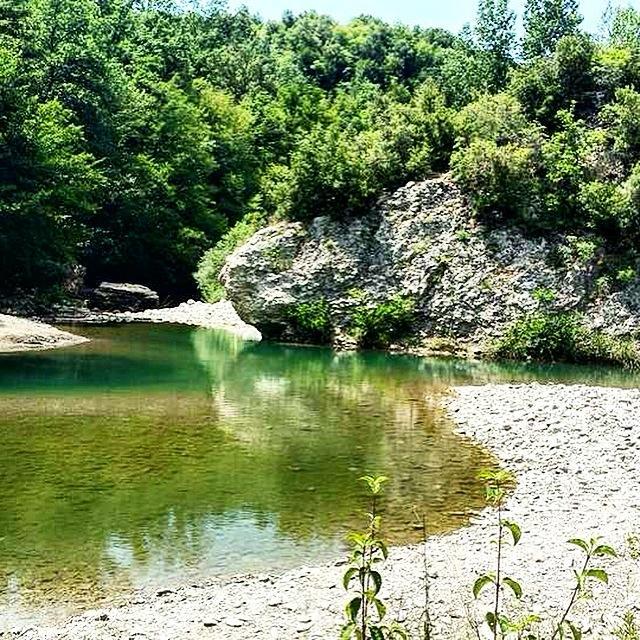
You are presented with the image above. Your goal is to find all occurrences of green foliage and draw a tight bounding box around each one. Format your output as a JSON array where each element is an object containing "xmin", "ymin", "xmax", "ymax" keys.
[
  {"xmin": 472, "ymin": 468, "xmax": 618, "ymax": 640},
  {"xmin": 341, "ymin": 475, "xmax": 408, "ymax": 640},
  {"xmin": 454, "ymin": 93, "xmax": 536, "ymax": 147},
  {"xmin": 494, "ymin": 312, "xmax": 640, "ymax": 368},
  {"xmin": 617, "ymin": 266, "xmax": 636, "ymax": 285},
  {"xmin": 614, "ymin": 612, "xmax": 640, "ymax": 640},
  {"xmin": 285, "ymin": 298, "xmax": 332, "ymax": 344},
  {"xmin": 523, "ymin": 0, "xmax": 583, "ymax": 59},
  {"xmin": 474, "ymin": 468, "xmax": 527, "ymax": 640},
  {"xmin": 5, "ymin": 0, "xmax": 640, "ymax": 306},
  {"xmin": 349, "ymin": 295, "xmax": 416, "ymax": 349},
  {"xmin": 532, "ymin": 286, "xmax": 556, "ymax": 305},
  {"xmin": 606, "ymin": 6, "xmax": 640, "ymax": 50},
  {"xmin": 452, "ymin": 140, "xmax": 540, "ymax": 223},
  {"xmin": 475, "ymin": 0, "xmax": 516, "ymax": 90},
  {"xmin": 195, "ymin": 214, "xmax": 264, "ymax": 302},
  {"xmin": 602, "ymin": 88, "xmax": 640, "ymax": 167}
]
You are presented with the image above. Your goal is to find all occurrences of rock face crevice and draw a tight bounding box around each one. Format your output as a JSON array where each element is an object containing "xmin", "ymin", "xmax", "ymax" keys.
[{"xmin": 221, "ymin": 175, "xmax": 640, "ymax": 351}]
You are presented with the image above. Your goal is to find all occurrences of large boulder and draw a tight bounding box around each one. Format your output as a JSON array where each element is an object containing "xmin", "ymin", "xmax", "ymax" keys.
[
  {"xmin": 88, "ymin": 282, "xmax": 159, "ymax": 312},
  {"xmin": 220, "ymin": 174, "xmax": 640, "ymax": 350}
]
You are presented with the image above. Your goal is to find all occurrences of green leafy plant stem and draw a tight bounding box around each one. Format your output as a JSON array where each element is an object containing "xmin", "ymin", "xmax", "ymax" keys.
[
  {"xmin": 551, "ymin": 550, "xmax": 592, "ymax": 640},
  {"xmin": 493, "ymin": 499, "xmax": 504, "ymax": 640}
]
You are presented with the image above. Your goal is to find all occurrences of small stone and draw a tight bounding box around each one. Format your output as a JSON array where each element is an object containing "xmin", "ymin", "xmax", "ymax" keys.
[{"xmin": 224, "ymin": 618, "xmax": 244, "ymax": 628}]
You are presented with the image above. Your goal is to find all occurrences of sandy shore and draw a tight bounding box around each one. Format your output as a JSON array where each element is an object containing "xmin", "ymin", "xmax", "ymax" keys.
[
  {"xmin": 4, "ymin": 383, "xmax": 639, "ymax": 639},
  {"xmin": 0, "ymin": 314, "xmax": 89, "ymax": 353}
]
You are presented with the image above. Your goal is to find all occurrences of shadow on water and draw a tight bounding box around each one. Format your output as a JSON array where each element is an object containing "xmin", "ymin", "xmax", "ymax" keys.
[{"xmin": 0, "ymin": 324, "xmax": 638, "ymax": 624}]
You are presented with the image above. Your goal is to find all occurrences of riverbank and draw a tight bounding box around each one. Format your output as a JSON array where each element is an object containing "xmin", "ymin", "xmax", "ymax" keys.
[
  {"xmin": 38, "ymin": 299, "xmax": 262, "ymax": 341},
  {"xmin": 0, "ymin": 314, "xmax": 89, "ymax": 353},
  {"xmin": 4, "ymin": 383, "xmax": 638, "ymax": 639}
]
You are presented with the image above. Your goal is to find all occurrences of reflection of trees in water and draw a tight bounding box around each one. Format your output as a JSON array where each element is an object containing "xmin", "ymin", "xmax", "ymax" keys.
[
  {"xmin": 0, "ymin": 327, "xmax": 496, "ymax": 614},
  {"xmin": 191, "ymin": 330, "xmax": 494, "ymax": 539}
]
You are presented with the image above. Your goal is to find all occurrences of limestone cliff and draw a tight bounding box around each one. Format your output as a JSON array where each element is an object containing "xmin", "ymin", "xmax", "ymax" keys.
[{"xmin": 220, "ymin": 175, "xmax": 640, "ymax": 353}]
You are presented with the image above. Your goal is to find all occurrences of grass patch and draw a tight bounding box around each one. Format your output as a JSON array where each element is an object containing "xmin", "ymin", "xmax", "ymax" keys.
[{"xmin": 494, "ymin": 311, "xmax": 640, "ymax": 369}]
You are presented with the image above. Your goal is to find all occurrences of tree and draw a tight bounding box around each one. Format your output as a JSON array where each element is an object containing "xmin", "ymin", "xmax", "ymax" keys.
[
  {"xmin": 475, "ymin": 0, "xmax": 516, "ymax": 90},
  {"xmin": 523, "ymin": 0, "xmax": 583, "ymax": 59},
  {"xmin": 605, "ymin": 5, "xmax": 640, "ymax": 49}
]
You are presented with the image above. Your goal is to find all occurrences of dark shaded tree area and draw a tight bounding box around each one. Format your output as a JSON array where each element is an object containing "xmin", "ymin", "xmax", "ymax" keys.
[{"xmin": 2, "ymin": 0, "xmax": 640, "ymax": 299}]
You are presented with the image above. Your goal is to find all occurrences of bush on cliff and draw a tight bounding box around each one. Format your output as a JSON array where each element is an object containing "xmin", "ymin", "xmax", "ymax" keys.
[
  {"xmin": 285, "ymin": 298, "xmax": 332, "ymax": 343},
  {"xmin": 195, "ymin": 214, "xmax": 264, "ymax": 303},
  {"xmin": 494, "ymin": 311, "xmax": 640, "ymax": 368},
  {"xmin": 349, "ymin": 295, "xmax": 416, "ymax": 349}
]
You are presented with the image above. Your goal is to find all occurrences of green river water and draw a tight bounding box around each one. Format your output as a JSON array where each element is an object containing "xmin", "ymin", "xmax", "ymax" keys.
[{"xmin": 1, "ymin": 324, "xmax": 638, "ymax": 626}]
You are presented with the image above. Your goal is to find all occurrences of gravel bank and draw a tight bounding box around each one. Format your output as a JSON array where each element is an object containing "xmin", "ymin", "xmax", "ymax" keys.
[
  {"xmin": 0, "ymin": 314, "xmax": 88, "ymax": 353},
  {"xmin": 44, "ymin": 300, "xmax": 262, "ymax": 341},
  {"xmin": 5, "ymin": 383, "xmax": 639, "ymax": 639}
]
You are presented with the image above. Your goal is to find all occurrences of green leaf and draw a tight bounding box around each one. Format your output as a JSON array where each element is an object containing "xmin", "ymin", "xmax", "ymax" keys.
[
  {"xmin": 566, "ymin": 620, "xmax": 583, "ymax": 640},
  {"xmin": 593, "ymin": 544, "xmax": 617, "ymax": 557},
  {"xmin": 370, "ymin": 626, "xmax": 385, "ymax": 640},
  {"xmin": 346, "ymin": 597, "xmax": 362, "ymax": 623},
  {"xmin": 343, "ymin": 567, "xmax": 358, "ymax": 590},
  {"xmin": 498, "ymin": 614, "xmax": 511, "ymax": 633},
  {"xmin": 370, "ymin": 570, "xmax": 382, "ymax": 596},
  {"xmin": 585, "ymin": 568, "xmax": 608, "ymax": 584},
  {"xmin": 473, "ymin": 574, "xmax": 494, "ymax": 599},
  {"xmin": 376, "ymin": 539, "xmax": 389, "ymax": 559},
  {"xmin": 503, "ymin": 520, "xmax": 522, "ymax": 545},
  {"xmin": 373, "ymin": 597, "xmax": 387, "ymax": 621},
  {"xmin": 340, "ymin": 623, "xmax": 357, "ymax": 640},
  {"xmin": 486, "ymin": 611, "xmax": 497, "ymax": 632},
  {"xmin": 503, "ymin": 577, "xmax": 523, "ymax": 599},
  {"xmin": 360, "ymin": 475, "xmax": 388, "ymax": 495},
  {"xmin": 568, "ymin": 538, "xmax": 589, "ymax": 553}
]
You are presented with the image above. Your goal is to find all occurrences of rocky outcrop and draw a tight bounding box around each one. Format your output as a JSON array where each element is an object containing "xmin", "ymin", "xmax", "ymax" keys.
[
  {"xmin": 221, "ymin": 175, "xmax": 639, "ymax": 352},
  {"xmin": 87, "ymin": 282, "xmax": 159, "ymax": 312}
]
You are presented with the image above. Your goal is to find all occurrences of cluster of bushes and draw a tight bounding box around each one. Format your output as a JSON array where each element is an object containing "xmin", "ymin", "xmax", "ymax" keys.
[
  {"xmin": 494, "ymin": 311, "xmax": 640, "ymax": 369},
  {"xmin": 452, "ymin": 78, "xmax": 640, "ymax": 247},
  {"xmin": 282, "ymin": 294, "xmax": 416, "ymax": 349},
  {"xmin": 285, "ymin": 298, "xmax": 333, "ymax": 344},
  {"xmin": 348, "ymin": 294, "xmax": 417, "ymax": 349},
  {"xmin": 194, "ymin": 214, "xmax": 264, "ymax": 303}
]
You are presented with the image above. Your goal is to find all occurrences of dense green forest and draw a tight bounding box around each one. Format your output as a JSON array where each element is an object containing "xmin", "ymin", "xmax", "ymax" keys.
[{"xmin": 2, "ymin": 0, "xmax": 640, "ymax": 299}]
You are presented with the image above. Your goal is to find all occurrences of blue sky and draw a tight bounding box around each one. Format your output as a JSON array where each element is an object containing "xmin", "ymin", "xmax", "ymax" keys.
[{"xmin": 225, "ymin": 0, "xmax": 630, "ymax": 35}]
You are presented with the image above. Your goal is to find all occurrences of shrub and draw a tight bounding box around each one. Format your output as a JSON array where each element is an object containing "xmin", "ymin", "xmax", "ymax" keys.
[
  {"xmin": 194, "ymin": 214, "xmax": 263, "ymax": 302},
  {"xmin": 617, "ymin": 266, "xmax": 636, "ymax": 285},
  {"xmin": 285, "ymin": 298, "xmax": 332, "ymax": 344},
  {"xmin": 578, "ymin": 180, "xmax": 630, "ymax": 236},
  {"xmin": 452, "ymin": 140, "xmax": 541, "ymax": 224},
  {"xmin": 494, "ymin": 311, "xmax": 640, "ymax": 368},
  {"xmin": 349, "ymin": 295, "xmax": 416, "ymax": 349},
  {"xmin": 532, "ymin": 286, "xmax": 556, "ymax": 305},
  {"xmin": 454, "ymin": 93, "xmax": 534, "ymax": 147}
]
